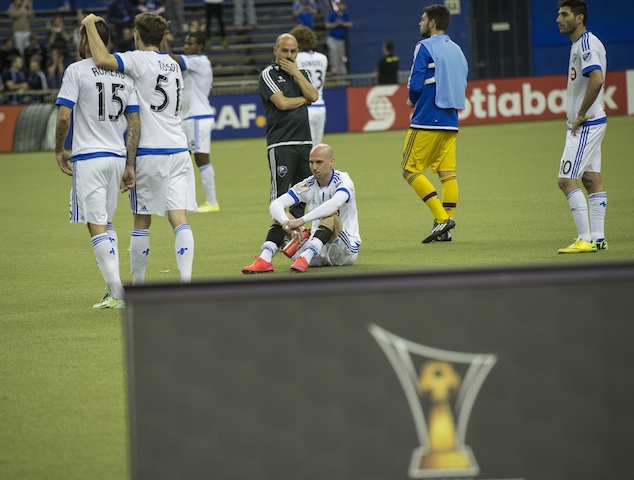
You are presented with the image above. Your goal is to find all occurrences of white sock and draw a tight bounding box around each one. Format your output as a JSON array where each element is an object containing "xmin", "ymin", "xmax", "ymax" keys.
[
  {"xmin": 174, "ymin": 224, "xmax": 194, "ymax": 283},
  {"xmin": 130, "ymin": 229, "xmax": 150, "ymax": 285},
  {"xmin": 199, "ymin": 163, "xmax": 217, "ymax": 205},
  {"xmin": 588, "ymin": 191, "xmax": 607, "ymax": 241},
  {"xmin": 92, "ymin": 233, "xmax": 124, "ymax": 300},
  {"xmin": 566, "ymin": 188, "xmax": 591, "ymax": 242},
  {"xmin": 260, "ymin": 241, "xmax": 277, "ymax": 262},
  {"xmin": 299, "ymin": 238, "xmax": 324, "ymax": 264},
  {"xmin": 107, "ymin": 224, "xmax": 119, "ymax": 271}
]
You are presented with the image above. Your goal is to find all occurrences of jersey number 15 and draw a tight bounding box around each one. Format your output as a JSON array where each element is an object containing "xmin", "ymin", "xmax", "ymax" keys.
[{"xmin": 96, "ymin": 82, "xmax": 125, "ymax": 122}]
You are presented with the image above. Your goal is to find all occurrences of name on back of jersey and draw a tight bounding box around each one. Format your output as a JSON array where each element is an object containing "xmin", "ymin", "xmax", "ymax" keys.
[
  {"xmin": 299, "ymin": 60, "xmax": 326, "ymax": 67},
  {"xmin": 158, "ymin": 60, "xmax": 178, "ymax": 72},
  {"xmin": 91, "ymin": 67, "xmax": 126, "ymax": 79}
]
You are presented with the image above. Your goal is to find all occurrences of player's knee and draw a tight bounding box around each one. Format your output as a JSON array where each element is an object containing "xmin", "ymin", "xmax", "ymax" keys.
[{"xmin": 557, "ymin": 177, "xmax": 569, "ymax": 190}]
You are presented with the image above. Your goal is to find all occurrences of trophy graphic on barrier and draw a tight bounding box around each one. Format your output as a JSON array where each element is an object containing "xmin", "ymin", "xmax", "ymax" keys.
[{"xmin": 368, "ymin": 324, "xmax": 497, "ymax": 479}]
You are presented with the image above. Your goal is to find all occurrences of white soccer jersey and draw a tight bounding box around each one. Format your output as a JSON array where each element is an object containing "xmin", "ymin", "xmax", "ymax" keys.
[
  {"xmin": 288, "ymin": 169, "xmax": 361, "ymax": 249},
  {"xmin": 56, "ymin": 58, "xmax": 138, "ymax": 160},
  {"xmin": 114, "ymin": 50, "xmax": 188, "ymax": 154},
  {"xmin": 566, "ymin": 31, "xmax": 607, "ymax": 128},
  {"xmin": 296, "ymin": 50, "xmax": 327, "ymax": 107},
  {"xmin": 179, "ymin": 54, "xmax": 214, "ymax": 119}
]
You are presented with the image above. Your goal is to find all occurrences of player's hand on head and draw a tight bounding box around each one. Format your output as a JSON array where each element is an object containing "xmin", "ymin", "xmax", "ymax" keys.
[{"xmin": 82, "ymin": 13, "xmax": 101, "ymax": 26}]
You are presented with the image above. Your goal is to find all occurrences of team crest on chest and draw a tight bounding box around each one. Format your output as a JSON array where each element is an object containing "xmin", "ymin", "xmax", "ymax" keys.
[{"xmin": 277, "ymin": 76, "xmax": 287, "ymax": 83}]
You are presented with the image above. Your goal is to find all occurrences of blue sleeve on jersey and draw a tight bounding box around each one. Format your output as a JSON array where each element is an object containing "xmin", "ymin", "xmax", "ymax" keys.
[
  {"xmin": 287, "ymin": 190, "xmax": 300, "ymax": 204},
  {"xmin": 335, "ymin": 187, "xmax": 351, "ymax": 202},
  {"xmin": 408, "ymin": 43, "xmax": 430, "ymax": 105},
  {"xmin": 55, "ymin": 97, "xmax": 75, "ymax": 109},
  {"xmin": 124, "ymin": 105, "xmax": 140, "ymax": 113},
  {"xmin": 179, "ymin": 55, "xmax": 187, "ymax": 71},
  {"xmin": 114, "ymin": 53, "xmax": 124, "ymax": 73},
  {"xmin": 582, "ymin": 64, "xmax": 601, "ymax": 76}
]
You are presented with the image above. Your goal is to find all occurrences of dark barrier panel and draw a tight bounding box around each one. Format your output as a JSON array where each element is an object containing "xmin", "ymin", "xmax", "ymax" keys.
[{"xmin": 124, "ymin": 263, "xmax": 634, "ymax": 480}]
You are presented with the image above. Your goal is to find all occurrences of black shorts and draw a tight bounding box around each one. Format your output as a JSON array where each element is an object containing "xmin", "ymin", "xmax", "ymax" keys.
[{"xmin": 267, "ymin": 144, "xmax": 312, "ymax": 217}]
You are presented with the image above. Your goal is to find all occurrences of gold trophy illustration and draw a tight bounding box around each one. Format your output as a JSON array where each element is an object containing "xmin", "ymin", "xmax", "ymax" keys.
[
  {"xmin": 418, "ymin": 361, "xmax": 471, "ymax": 469},
  {"xmin": 368, "ymin": 324, "xmax": 497, "ymax": 478}
]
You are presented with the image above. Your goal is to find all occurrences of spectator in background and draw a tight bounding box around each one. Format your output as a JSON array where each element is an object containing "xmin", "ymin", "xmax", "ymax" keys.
[
  {"xmin": 24, "ymin": 34, "xmax": 47, "ymax": 67},
  {"xmin": 233, "ymin": 0, "xmax": 257, "ymax": 30},
  {"xmin": 2, "ymin": 55, "xmax": 28, "ymax": 104},
  {"xmin": 47, "ymin": 47, "xmax": 66, "ymax": 89},
  {"xmin": 204, "ymin": 0, "xmax": 228, "ymax": 48},
  {"xmin": 107, "ymin": 0, "xmax": 135, "ymax": 49},
  {"xmin": 138, "ymin": 0, "xmax": 166, "ymax": 16},
  {"xmin": 0, "ymin": 38, "xmax": 21, "ymax": 74},
  {"xmin": 8, "ymin": 0, "xmax": 34, "ymax": 57},
  {"xmin": 374, "ymin": 39, "xmax": 399, "ymax": 85},
  {"xmin": 325, "ymin": 1, "xmax": 352, "ymax": 74},
  {"xmin": 116, "ymin": 27, "xmax": 136, "ymax": 52},
  {"xmin": 0, "ymin": 75, "xmax": 5, "ymax": 104},
  {"xmin": 164, "ymin": 0, "xmax": 185, "ymax": 41},
  {"xmin": 27, "ymin": 56, "xmax": 47, "ymax": 103},
  {"xmin": 48, "ymin": 14, "xmax": 72, "ymax": 61},
  {"xmin": 188, "ymin": 19, "xmax": 202, "ymax": 33},
  {"xmin": 293, "ymin": 0, "xmax": 318, "ymax": 29}
]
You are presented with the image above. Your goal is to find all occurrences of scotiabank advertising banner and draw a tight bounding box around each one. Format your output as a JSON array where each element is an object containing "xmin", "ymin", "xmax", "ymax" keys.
[
  {"xmin": 348, "ymin": 70, "xmax": 631, "ymax": 132},
  {"xmin": 0, "ymin": 105, "xmax": 25, "ymax": 152}
]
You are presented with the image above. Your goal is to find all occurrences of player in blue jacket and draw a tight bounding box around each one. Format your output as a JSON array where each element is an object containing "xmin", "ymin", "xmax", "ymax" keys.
[{"xmin": 401, "ymin": 4, "xmax": 468, "ymax": 244}]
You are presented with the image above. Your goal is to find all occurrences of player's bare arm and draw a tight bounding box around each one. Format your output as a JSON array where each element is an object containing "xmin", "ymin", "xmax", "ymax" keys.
[
  {"xmin": 121, "ymin": 111, "xmax": 140, "ymax": 192},
  {"xmin": 160, "ymin": 36, "xmax": 183, "ymax": 69},
  {"xmin": 54, "ymin": 105, "xmax": 73, "ymax": 176},
  {"xmin": 81, "ymin": 14, "xmax": 118, "ymax": 71},
  {"xmin": 571, "ymin": 69, "xmax": 604, "ymax": 135}
]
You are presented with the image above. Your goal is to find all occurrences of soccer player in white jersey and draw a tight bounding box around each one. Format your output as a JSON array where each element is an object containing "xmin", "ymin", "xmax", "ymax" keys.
[
  {"xmin": 83, "ymin": 12, "xmax": 196, "ymax": 283},
  {"xmin": 290, "ymin": 25, "xmax": 328, "ymax": 145},
  {"xmin": 162, "ymin": 31, "xmax": 219, "ymax": 213},
  {"xmin": 242, "ymin": 143, "xmax": 361, "ymax": 274},
  {"xmin": 55, "ymin": 20, "xmax": 140, "ymax": 309},
  {"xmin": 556, "ymin": 0, "xmax": 608, "ymax": 254}
]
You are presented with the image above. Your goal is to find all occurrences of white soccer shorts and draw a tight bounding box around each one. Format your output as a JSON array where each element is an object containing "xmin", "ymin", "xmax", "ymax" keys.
[
  {"xmin": 296, "ymin": 230, "xmax": 359, "ymax": 267},
  {"xmin": 70, "ymin": 156, "xmax": 125, "ymax": 225},
  {"xmin": 308, "ymin": 106, "xmax": 326, "ymax": 146},
  {"xmin": 183, "ymin": 117, "xmax": 214, "ymax": 154},
  {"xmin": 558, "ymin": 122, "xmax": 606, "ymax": 179},
  {"xmin": 129, "ymin": 151, "xmax": 197, "ymax": 215}
]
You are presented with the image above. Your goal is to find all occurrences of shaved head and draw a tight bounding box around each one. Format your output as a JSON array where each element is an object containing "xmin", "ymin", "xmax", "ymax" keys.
[{"xmin": 310, "ymin": 143, "xmax": 334, "ymax": 159}]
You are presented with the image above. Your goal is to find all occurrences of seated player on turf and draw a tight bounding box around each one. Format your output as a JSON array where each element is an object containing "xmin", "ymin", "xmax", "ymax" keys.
[{"xmin": 242, "ymin": 143, "xmax": 361, "ymax": 274}]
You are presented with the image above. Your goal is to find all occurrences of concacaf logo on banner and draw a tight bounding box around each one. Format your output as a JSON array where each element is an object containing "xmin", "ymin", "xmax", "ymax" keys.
[
  {"xmin": 368, "ymin": 324, "xmax": 510, "ymax": 480},
  {"xmin": 209, "ymin": 93, "xmax": 267, "ymax": 140},
  {"xmin": 347, "ymin": 71, "xmax": 630, "ymax": 132}
]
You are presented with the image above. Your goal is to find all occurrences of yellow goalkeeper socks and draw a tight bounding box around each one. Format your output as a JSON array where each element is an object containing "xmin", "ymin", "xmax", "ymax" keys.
[
  {"xmin": 440, "ymin": 173, "xmax": 458, "ymax": 218},
  {"xmin": 406, "ymin": 172, "xmax": 448, "ymax": 223}
]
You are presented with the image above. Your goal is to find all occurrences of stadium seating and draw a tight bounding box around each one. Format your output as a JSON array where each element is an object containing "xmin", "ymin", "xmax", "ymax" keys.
[{"xmin": 0, "ymin": 0, "xmax": 328, "ymax": 83}]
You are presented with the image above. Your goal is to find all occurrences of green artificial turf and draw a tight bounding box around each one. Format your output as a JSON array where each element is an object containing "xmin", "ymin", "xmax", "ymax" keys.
[{"xmin": 1, "ymin": 117, "xmax": 632, "ymax": 479}]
